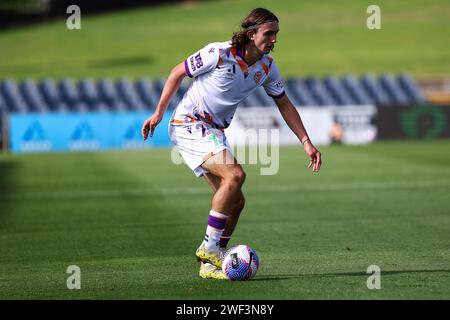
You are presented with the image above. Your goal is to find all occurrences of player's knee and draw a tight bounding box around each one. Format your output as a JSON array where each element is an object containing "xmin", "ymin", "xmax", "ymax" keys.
[
  {"xmin": 222, "ymin": 168, "xmax": 245, "ymax": 190},
  {"xmin": 230, "ymin": 169, "xmax": 246, "ymax": 187}
]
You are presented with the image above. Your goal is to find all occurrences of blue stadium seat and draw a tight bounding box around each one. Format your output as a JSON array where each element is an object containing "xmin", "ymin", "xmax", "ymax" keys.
[
  {"xmin": 304, "ymin": 77, "xmax": 336, "ymax": 106},
  {"xmin": 97, "ymin": 79, "xmax": 126, "ymax": 112},
  {"xmin": 116, "ymin": 78, "xmax": 146, "ymax": 111},
  {"xmin": 151, "ymin": 78, "xmax": 163, "ymax": 96},
  {"xmin": 91, "ymin": 101, "xmax": 109, "ymax": 112},
  {"xmin": 0, "ymin": 80, "xmax": 28, "ymax": 113},
  {"xmin": 177, "ymin": 79, "xmax": 191, "ymax": 100},
  {"xmin": 38, "ymin": 79, "xmax": 69, "ymax": 112},
  {"xmin": 360, "ymin": 74, "xmax": 391, "ymax": 105},
  {"xmin": 282, "ymin": 78, "xmax": 302, "ymax": 106},
  {"xmin": 59, "ymin": 78, "xmax": 82, "ymax": 111},
  {"xmin": 97, "ymin": 78, "xmax": 117, "ymax": 105},
  {"xmin": 0, "ymin": 90, "xmax": 6, "ymax": 112},
  {"xmin": 397, "ymin": 73, "xmax": 426, "ymax": 105},
  {"xmin": 0, "ymin": 74, "xmax": 424, "ymax": 115},
  {"xmin": 78, "ymin": 78, "xmax": 102, "ymax": 111},
  {"xmin": 285, "ymin": 78, "xmax": 317, "ymax": 106},
  {"xmin": 154, "ymin": 78, "xmax": 178, "ymax": 109},
  {"xmin": 379, "ymin": 74, "xmax": 410, "ymax": 105},
  {"xmin": 253, "ymin": 86, "xmax": 275, "ymax": 107},
  {"xmin": 135, "ymin": 78, "xmax": 159, "ymax": 110},
  {"xmin": 341, "ymin": 75, "xmax": 373, "ymax": 105},
  {"xmin": 72, "ymin": 101, "xmax": 89, "ymax": 113},
  {"xmin": 323, "ymin": 76, "xmax": 356, "ymax": 105},
  {"xmin": 19, "ymin": 79, "xmax": 48, "ymax": 112}
]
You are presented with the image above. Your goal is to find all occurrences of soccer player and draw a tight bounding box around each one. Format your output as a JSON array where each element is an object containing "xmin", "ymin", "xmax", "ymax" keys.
[{"xmin": 142, "ymin": 8, "xmax": 322, "ymax": 279}]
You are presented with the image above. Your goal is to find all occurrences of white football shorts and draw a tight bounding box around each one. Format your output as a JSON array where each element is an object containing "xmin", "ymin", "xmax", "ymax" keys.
[{"xmin": 168, "ymin": 123, "xmax": 232, "ymax": 177}]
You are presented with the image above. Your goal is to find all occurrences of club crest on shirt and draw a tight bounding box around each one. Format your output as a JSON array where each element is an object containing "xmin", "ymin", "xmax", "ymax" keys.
[{"xmin": 254, "ymin": 71, "xmax": 262, "ymax": 85}]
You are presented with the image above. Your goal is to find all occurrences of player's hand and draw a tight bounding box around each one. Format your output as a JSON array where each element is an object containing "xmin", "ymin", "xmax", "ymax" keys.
[
  {"xmin": 303, "ymin": 140, "xmax": 322, "ymax": 172},
  {"xmin": 142, "ymin": 113, "xmax": 163, "ymax": 140}
]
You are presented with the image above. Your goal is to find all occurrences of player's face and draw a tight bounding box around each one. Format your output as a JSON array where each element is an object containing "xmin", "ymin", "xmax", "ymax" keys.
[{"xmin": 250, "ymin": 22, "xmax": 279, "ymax": 54}]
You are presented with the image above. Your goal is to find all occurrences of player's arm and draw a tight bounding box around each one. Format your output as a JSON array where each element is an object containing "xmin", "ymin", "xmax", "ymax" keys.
[
  {"xmin": 274, "ymin": 94, "xmax": 322, "ymax": 172},
  {"xmin": 142, "ymin": 62, "xmax": 186, "ymax": 140}
]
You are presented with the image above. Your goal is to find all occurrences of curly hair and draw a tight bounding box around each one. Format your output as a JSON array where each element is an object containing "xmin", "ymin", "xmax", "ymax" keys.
[{"xmin": 231, "ymin": 8, "xmax": 279, "ymax": 49}]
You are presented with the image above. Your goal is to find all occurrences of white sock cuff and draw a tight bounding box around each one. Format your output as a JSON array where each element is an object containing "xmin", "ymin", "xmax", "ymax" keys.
[{"xmin": 209, "ymin": 210, "xmax": 227, "ymax": 220}]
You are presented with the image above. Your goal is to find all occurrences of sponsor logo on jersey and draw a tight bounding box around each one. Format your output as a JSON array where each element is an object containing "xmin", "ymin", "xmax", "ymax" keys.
[
  {"xmin": 275, "ymin": 80, "xmax": 284, "ymax": 89},
  {"xmin": 190, "ymin": 56, "xmax": 196, "ymax": 72},
  {"xmin": 190, "ymin": 53, "xmax": 204, "ymax": 72},
  {"xmin": 195, "ymin": 53, "xmax": 203, "ymax": 68}
]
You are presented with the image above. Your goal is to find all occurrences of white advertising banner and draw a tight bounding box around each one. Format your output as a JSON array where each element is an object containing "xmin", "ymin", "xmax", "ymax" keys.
[
  {"xmin": 330, "ymin": 105, "xmax": 377, "ymax": 144},
  {"xmin": 224, "ymin": 105, "xmax": 377, "ymax": 147},
  {"xmin": 225, "ymin": 107, "xmax": 333, "ymax": 146}
]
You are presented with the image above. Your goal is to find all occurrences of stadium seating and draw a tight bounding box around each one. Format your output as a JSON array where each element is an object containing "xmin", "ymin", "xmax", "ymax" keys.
[
  {"xmin": 398, "ymin": 73, "xmax": 427, "ymax": 105},
  {"xmin": 19, "ymin": 80, "xmax": 48, "ymax": 113},
  {"xmin": 323, "ymin": 76, "xmax": 355, "ymax": 106},
  {"xmin": 360, "ymin": 74, "xmax": 391, "ymax": 105},
  {"xmin": 0, "ymin": 90, "xmax": 6, "ymax": 112},
  {"xmin": 253, "ymin": 86, "xmax": 276, "ymax": 107},
  {"xmin": 285, "ymin": 78, "xmax": 317, "ymax": 106},
  {"xmin": 97, "ymin": 78, "xmax": 126, "ymax": 112},
  {"xmin": 341, "ymin": 75, "xmax": 374, "ymax": 105},
  {"xmin": 379, "ymin": 74, "xmax": 410, "ymax": 105},
  {"xmin": 116, "ymin": 78, "xmax": 146, "ymax": 112},
  {"xmin": 304, "ymin": 77, "xmax": 336, "ymax": 106},
  {"xmin": 78, "ymin": 78, "xmax": 108, "ymax": 111},
  {"xmin": 154, "ymin": 78, "xmax": 179, "ymax": 110},
  {"xmin": 39, "ymin": 79, "xmax": 70, "ymax": 112},
  {"xmin": 0, "ymin": 80, "xmax": 28, "ymax": 113},
  {"xmin": 135, "ymin": 77, "xmax": 159, "ymax": 108},
  {"xmin": 59, "ymin": 78, "xmax": 82, "ymax": 111},
  {"xmin": 0, "ymin": 74, "xmax": 428, "ymax": 114}
]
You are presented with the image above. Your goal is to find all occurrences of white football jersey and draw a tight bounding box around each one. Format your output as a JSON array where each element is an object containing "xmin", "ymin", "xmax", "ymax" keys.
[{"xmin": 170, "ymin": 41, "xmax": 285, "ymax": 129}]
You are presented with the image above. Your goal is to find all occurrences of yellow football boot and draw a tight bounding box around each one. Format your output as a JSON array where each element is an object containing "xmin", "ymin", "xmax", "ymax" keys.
[
  {"xmin": 195, "ymin": 244, "xmax": 223, "ymax": 269},
  {"xmin": 199, "ymin": 262, "xmax": 228, "ymax": 280}
]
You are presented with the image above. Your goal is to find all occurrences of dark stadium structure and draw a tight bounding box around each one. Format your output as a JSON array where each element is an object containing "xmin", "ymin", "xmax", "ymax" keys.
[{"xmin": 0, "ymin": 74, "xmax": 427, "ymax": 114}]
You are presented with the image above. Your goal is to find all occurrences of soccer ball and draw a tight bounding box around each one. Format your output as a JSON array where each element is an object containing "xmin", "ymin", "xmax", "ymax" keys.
[{"xmin": 222, "ymin": 245, "xmax": 259, "ymax": 281}]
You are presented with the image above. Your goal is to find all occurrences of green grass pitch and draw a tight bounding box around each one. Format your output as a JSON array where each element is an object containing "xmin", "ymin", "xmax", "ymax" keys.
[
  {"xmin": 0, "ymin": 141, "xmax": 449, "ymax": 299},
  {"xmin": 0, "ymin": 0, "xmax": 449, "ymax": 80}
]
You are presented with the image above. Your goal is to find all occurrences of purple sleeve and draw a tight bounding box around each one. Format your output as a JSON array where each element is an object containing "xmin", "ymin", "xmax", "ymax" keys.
[{"xmin": 184, "ymin": 59, "xmax": 193, "ymax": 78}]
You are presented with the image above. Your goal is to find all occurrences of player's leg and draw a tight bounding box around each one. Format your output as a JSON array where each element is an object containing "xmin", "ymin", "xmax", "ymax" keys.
[
  {"xmin": 195, "ymin": 149, "xmax": 246, "ymax": 268},
  {"xmin": 170, "ymin": 124, "xmax": 242, "ymax": 277},
  {"xmin": 202, "ymin": 150, "xmax": 246, "ymax": 214},
  {"xmin": 204, "ymin": 172, "xmax": 245, "ymax": 249},
  {"xmin": 200, "ymin": 172, "xmax": 245, "ymax": 279}
]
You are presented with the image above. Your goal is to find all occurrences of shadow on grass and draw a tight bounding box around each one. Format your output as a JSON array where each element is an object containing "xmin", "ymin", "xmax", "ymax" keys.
[{"xmin": 253, "ymin": 269, "xmax": 450, "ymax": 281}]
